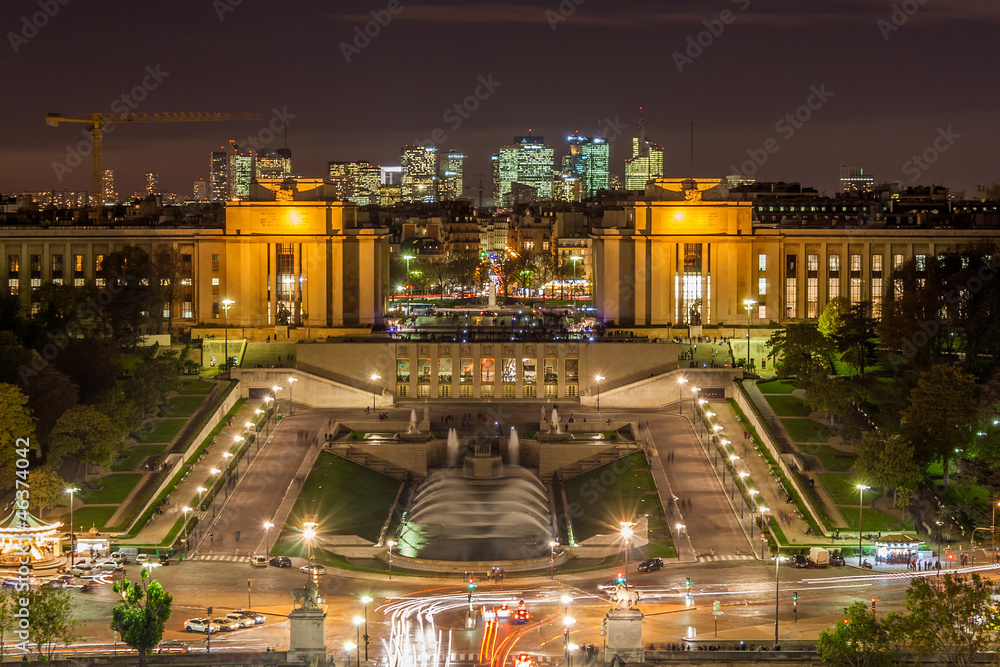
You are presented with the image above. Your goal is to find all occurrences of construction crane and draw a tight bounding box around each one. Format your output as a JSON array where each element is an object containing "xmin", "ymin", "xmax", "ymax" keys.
[{"xmin": 44, "ymin": 111, "xmax": 262, "ymax": 218}]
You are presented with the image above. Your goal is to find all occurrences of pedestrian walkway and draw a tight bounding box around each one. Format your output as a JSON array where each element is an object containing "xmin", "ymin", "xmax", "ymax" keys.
[
  {"xmin": 123, "ymin": 397, "xmax": 272, "ymax": 547},
  {"xmin": 698, "ymin": 554, "xmax": 756, "ymax": 563},
  {"xmin": 186, "ymin": 554, "xmax": 251, "ymax": 563}
]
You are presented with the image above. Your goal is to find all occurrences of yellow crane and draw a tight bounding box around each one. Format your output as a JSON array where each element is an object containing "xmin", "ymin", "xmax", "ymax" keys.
[{"xmin": 44, "ymin": 111, "xmax": 262, "ymax": 218}]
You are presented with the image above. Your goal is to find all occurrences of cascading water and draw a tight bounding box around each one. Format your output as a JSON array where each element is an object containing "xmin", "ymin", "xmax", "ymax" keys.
[
  {"xmin": 550, "ymin": 407, "xmax": 561, "ymax": 434},
  {"xmin": 508, "ymin": 427, "xmax": 519, "ymax": 466},
  {"xmin": 446, "ymin": 428, "xmax": 460, "ymax": 467}
]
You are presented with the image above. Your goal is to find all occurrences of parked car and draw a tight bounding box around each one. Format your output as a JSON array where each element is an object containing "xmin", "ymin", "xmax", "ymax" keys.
[
  {"xmin": 225, "ymin": 613, "xmax": 255, "ymax": 629},
  {"xmin": 250, "ymin": 555, "xmax": 268, "ymax": 568},
  {"xmin": 269, "ymin": 556, "xmax": 292, "ymax": 568},
  {"xmin": 299, "ymin": 564, "xmax": 326, "ymax": 576},
  {"xmin": 70, "ymin": 564, "xmax": 94, "ymax": 576},
  {"xmin": 111, "ymin": 552, "xmax": 129, "ymax": 565},
  {"xmin": 212, "ymin": 617, "xmax": 241, "ymax": 632},
  {"xmin": 135, "ymin": 554, "xmax": 150, "ymax": 564},
  {"xmin": 157, "ymin": 553, "xmax": 170, "ymax": 565},
  {"xmin": 94, "ymin": 559, "xmax": 122, "ymax": 571},
  {"xmin": 790, "ymin": 554, "xmax": 809, "ymax": 568},
  {"xmin": 830, "ymin": 553, "xmax": 846, "ymax": 567},
  {"xmin": 184, "ymin": 618, "xmax": 217, "ymax": 634},
  {"xmin": 637, "ymin": 558, "xmax": 664, "ymax": 573},
  {"xmin": 231, "ymin": 609, "xmax": 266, "ymax": 625}
]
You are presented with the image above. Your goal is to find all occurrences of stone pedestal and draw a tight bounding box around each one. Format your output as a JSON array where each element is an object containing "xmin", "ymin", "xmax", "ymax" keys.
[
  {"xmin": 288, "ymin": 607, "xmax": 327, "ymax": 665},
  {"xmin": 604, "ymin": 609, "xmax": 644, "ymax": 664}
]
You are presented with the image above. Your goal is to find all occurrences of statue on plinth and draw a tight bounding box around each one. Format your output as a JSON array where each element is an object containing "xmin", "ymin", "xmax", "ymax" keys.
[{"xmin": 291, "ymin": 579, "xmax": 320, "ymax": 610}]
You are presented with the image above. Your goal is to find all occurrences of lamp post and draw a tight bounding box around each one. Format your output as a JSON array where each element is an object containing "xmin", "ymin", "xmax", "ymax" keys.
[
  {"xmin": 345, "ymin": 641, "xmax": 358, "ymax": 667},
  {"xmin": 759, "ymin": 507, "xmax": 769, "ymax": 559},
  {"xmin": 209, "ymin": 468, "xmax": 221, "ymax": 516},
  {"xmin": 196, "ymin": 486, "xmax": 206, "ymax": 511},
  {"xmin": 675, "ymin": 523, "xmax": 685, "ymax": 560},
  {"xmin": 676, "ymin": 377, "xmax": 687, "ymax": 414},
  {"xmin": 690, "ymin": 386, "xmax": 699, "ymax": 417},
  {"xmin": 563, "ymin": 616, "xmax": 575, "ymax": 659},
  {"xmin": 221, "ymin": 299, "xmax": 234, "ymax": 371},
  {"xmin": 569, "ymin": 255, "xmax": 582, "ymax": 308},
  {"xmin": 402, "ymin": 254, "xmax": 414, "ymax": 314},
  {"xmin": 272, "ymin": 386, "xmax": 282, "ymax": 419},
  {"xmin": 738, "ymin": 473, "xmax": 750, "ymax": 518},
  {"xmin": 370, "ymin": 373, "xmax": 381, "ymax": 412},
  {"xmin": 387, "ymin": 540, "xmax": 396, "ymax": 580},
  {"xmin": 549, "ymin": 540, "xmax": 558, "ymax": 580},
  {"xmin": 774, "ymin": 550, "xmax": 783, "ymax": 646},
  {"xmin": 857, "ymin": 484, "xmax": 870, "ymax": 565},
  {"xmin": 229, "ymin": 441, "xmax": 242, "ymax": 479},
  {"xmin": 361, "ymin": 596, "xmax": 373, "ymax": 660},
  {"xmin": 743, "ymin": 298, "xmax": 757, "ymax": 370},
  {"xmin": 619, "ymin": 521, "xmax": 635, "ymax": 575},
  {"xmin": 594, "ymin": 375, "xmax": 604, "ymax": 414},
  {"xmin": 263, "ymin": 397, "xmax": 273, "ymax": 436},
  {"xmin": 66, "ymin": 487, "xmax": 79, "ymax": 566},
  {"xmin": 264, "ymin": 521, "xmax": 274, "ymax": 557},
  {"xmin": 747, "ymin": 487, "xmax": 758, "ymax": 524},
  {"xmin": 182, "ymin": 506, "xmax": 191, "ymax": 545},
  {"xmin": 222, "ymin": 452, "xmax": 233, "ymax": 497},
  {"xmin": 303, "ymin": 521, "xmax": 317, "ymax": 561},
  {"xmin": 287, "ymin": 376, "xmax": 298, "ymax": 415},
  {"xmin": 729, "ymin": 455, "xmax": 740, "ymax": 498}
]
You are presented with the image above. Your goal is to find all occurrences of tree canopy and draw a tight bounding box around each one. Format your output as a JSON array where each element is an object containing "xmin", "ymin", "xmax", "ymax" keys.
[{"xmin": 112, "ymin": 568, "xmax": 173, "ymax": 667}]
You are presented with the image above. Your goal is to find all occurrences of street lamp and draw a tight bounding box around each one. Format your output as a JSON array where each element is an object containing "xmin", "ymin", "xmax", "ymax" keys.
[
  {"xmin": 345, "ymin": 641, "xmax": 358, "ymax": 667},
  {"xmin": 549, "ymin": 540, "xmax": 558, "ymax": 580},
  {"xmin": 675, "ymin": 523, "xmax": 685, "ymax": 559},
  {"xmin": 759, "ymin": 507, "xmax": 769, "ymax": 558},
  {"xmin": 745, "ymin": 484, "xmax": 757, "ymax": 521},
  {"xmin": 209, "ymin": 468, "xmax": 221, "ymax": 516},
  {"xmin": 563, "ymin": 615, "xmax": 575, "ymax": 658},
  {"xmin": 387, "ymin": 540, "xmax": 396, "ymax": 580},
  {"xmin": 743, "ymin": 298, "xmax": 757, "ymax": 370},
  {"xmin": 729, "ymin": 455, "xmax": 740, "ymax": 498},
  {"xmin": 272, "ymin": 386, "xmax": 282, "ymax": 419},
  {"xmin": 196, "ymin": 486, "xmax": 206, "ymax": 510},
  {"xmin": 65, "ymin": 487, "xmax": 79, "ymax": 566},
  {"xmin": 287, "ymin": 376, "xmax": 298, "ymax": 415},
  {"xmin": 676, "ymin": 377, "xmax": 688, "ymax": 414},
  {"xmin": 738, "ymin": 473, "xmax": 750, "ymax": 517},
  {"xmin": 370, "ymin": 373, "xmax": 381, "ymax": 412},
  {"xmin": 352, "ymin": 617, "xmax": 364, "ymax": 666},
  {"xmin": 619, "ymin": 521, "xmax": 635, "ymax": 575},
  {"xmin": 182, "ymin": 506, "xmax": 191, "ymax": 545},
  {"xmin": 774, "ymin": 550, "xmax": 785, "ymax": 646},
  {"xmin": 303, "ymin": 521, "xmax": 317, "ymax": 561},
  {"xmin": 263, "ymin": 521, "xmax": 274, "ymax": 557},
  {"xmin": 402, "ymin": 254, "xmax": 415, "ymax": 314},
  {"xmin": 690, "ymin": 386, "xmax": 699, "ymax": 417},
  {"xmin": 856, "ymin": 484, "xmax": 870, "ymax": 566},
  {"xmin": 594, "ymin": 375, "xmax": 604, "ymax": 413},
  {"xmin": 361, "ymin": 596, "xmax": 373, "ymax": 660},
  {"xmin": 221, "ymin": 299, "xmax": 234, "ymax": 371},
  {"xmin": 569, "ymin": 255, "xmax": 582, "ymax": 308},
  {"xmin": 263, "ymin": 397, "xmax": 273, "ymax": 436}
]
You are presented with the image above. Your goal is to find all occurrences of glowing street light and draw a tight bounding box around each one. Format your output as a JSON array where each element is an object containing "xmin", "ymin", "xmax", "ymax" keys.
[
  {"xmin": 345, "ymin": 641, "xmax": 358, "ymax": 667},
  {"xmin": 221, "ymin": 299, "xmax": 234, "ymax": 371},
  {"xmin": 272, "ymin": 386, "xmax": 282, "ymax": 419},
  {"xmin": 676, "ymin": 377, "xmax": 688, "ymax": 414},
  {"xmin": 263, "ymin": 521, "xmax": 274, "ymax": 557},
  {"xmin": 370, "ymin": 373, "xmax": 381, "ymax": 412},
  {"xmin": 361, "ymin": 596, "xmax": 373, "ymax": 660},
  {"xmin": 209, "ymin": 468, "xmax": 221, "ymax": 516},
  {"xmin": 594, "ymin": 375, "xmax": 605, "ymax": 413},
  {"xmin": 65, "ymin": 487, "xmax": 79, "ymax": 567},
  {"xmin": 728, "ymin": 455, "xmax": 740, "ymax": 498},
  {"xmin": 387, "ymin": 540, "xmax": 396, "ymax": 580},
  {"xmin": 402, "ymin": 254, "xmax": 415, "ymax": 313},
  {"xmin": 287, "ymin": 376, "xmax": 298, "ymax": 415},
  {"xmin": 182, "ymin": 506, "xmax": 192, "ymax": 543},
  {"xmin": 856, "ymin": 484, "xmax": 871, "ymax": 565},
  {"xmin": 620, "ymin": 521, "xmax": 635, "ymax": 575},
  {"xmin": 263, "ymin": 397, "xmax": 273, "ymax": 436},
  {"xmin": 303, "ymin": 521, "xmax": 318, "ymax": 561},
  {"xmin": 758, "ymin": 507, "xmax": 769, "ymax": 558}
]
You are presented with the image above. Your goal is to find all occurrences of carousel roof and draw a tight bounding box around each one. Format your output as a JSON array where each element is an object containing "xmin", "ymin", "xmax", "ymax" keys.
[
  {"xmin": 875, "ymin": 533, "xmax": 921, "ymax": 544},
  {"xmin": 0, "ymin": 509, "xmax": 62, "ymax": 533}
]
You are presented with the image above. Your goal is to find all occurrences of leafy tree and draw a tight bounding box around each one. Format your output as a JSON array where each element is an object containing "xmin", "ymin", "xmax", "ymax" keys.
[
  {"xmin": 27, "ymin": 467, "xmax": 65, "ymax": 518},
  {"xmin": 446, "ymin": 252, "xmax": 483, "ymax": 295},
  {"xmin": 765, "ymin": 323, "xmax": 835, "ymax": 385},
  {"xmin": 898, "ymin": 572, "xmax": 1000, "ymax": 667},
  {"xmin": 0, "ymin": 589, "xmax": 14, "ymax": 661},
  {"xmin": 29, "ymin": 282, "xmax": 88, "ymax": 336},
  {"xmin": 901, "ymin": 364, "xmax": 977, "ymax": 486},
  {"xmin": 23, "ymin": 365, "xmax": 78, "ymax": 455},
  {"xmin": 855, "ymin": 431, "xmax": 922, "ymax": 507},
  {"xmin": 23, "ymin": 588, "xmax": 78, "ymax": 661},
  {"xmin": 151, "ymin": 245, "xmax": 184, "ymax": 335},
  {"xmin": 100, "ymin": 245, "xmax": 161, "ymax": 348},
  {"xmin": 0, "ymin": 331, "xmax": 32, "ymax": 385},
  {"xmin": 0, "ymin": 383, "xmax": 36, "ymax": 494},
  {"xmin": 112, "ymin": 567, "xmax": 173, "ymax": 667},
  {"xmin": 816, "ymin": 600, "xmax": 897, "ymax": 667},
  {"xmin": 801, "ymin": 372, "xmax": 858, "ymax": 428},
  {"xmin": 51, "ymin": 337, "xmax": 121, "ymax": 403},
  {"xmin": 49, "ymin": 405, "xmax": 123, "ymax": 470}
]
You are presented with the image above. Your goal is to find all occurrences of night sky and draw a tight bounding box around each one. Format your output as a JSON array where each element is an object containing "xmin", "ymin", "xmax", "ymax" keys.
[{"xmin": 1, "ymin": 0, "xmax": 997, "ymax": 198}]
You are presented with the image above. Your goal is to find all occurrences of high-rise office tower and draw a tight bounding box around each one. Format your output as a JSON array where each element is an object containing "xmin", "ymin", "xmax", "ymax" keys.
[
  {"xmin": 839, "ymin": 164, "xmax": 874, "ymax": 194},
  {"xmin": 401, "ymin": 145, "xmax": 438, "ymax": 202},
  {"xmin": 209, "ymin": 149, "xmax": 228, "ymax": 201},
  {"xmin": 625, "ymin": 136, "xmax": 664, "ymax": 190},
  {"xmin": 145, "ymin": 172, "xmax": 159, "ymax": 197},
  {"xmin": 439, "ymin": 150, "xmax": 465, "ymax": 201},
  {"xmin": 227, "ymin": 141, "xmax": 254, "ymax": 201},
  {"xmin": 494, "ymin": 136, "xmax": 555, "ymax": 207},
  {"xmin": 564, "ymin": 135, "xmax": 609, "ymax": 199},
  {"xmin": 257, "ymin": 148, "xmax": 293, "ymax": 179},
  {"xmin": 101, "ymin": 169, "xmax": 116, "ymax": 204},
  {"xmin": 327, "ymin": 161, "xmax": 382, "ymax": 204},
  {"xmin": 193, "ymin": 179, "xmax": 207, "ymax": 201}
]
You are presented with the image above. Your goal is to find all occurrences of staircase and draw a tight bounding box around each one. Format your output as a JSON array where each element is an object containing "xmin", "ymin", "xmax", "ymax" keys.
[{"xmin": 325, "ymin": 443, "xmax": 410, "ymax": 480}]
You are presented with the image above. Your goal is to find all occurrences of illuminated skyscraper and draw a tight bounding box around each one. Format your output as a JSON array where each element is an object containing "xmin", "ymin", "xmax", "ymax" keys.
[
  {"xmin": 257, "ymin": 148, "xmax": 293, "ymax": 179},
  {"xmin": 144, "ymin": 172, "xmax": 159, "ymax": 197},
  {"xmin": 439, "ymin": 150, "xmax": 465, "ymax": 201},
  {"xmin": 625, "ymin": 137, "xmax": 664, "ymax": 190},
  {"xmin": 401, "ymin": 145, "xmax": 438, "ymax": 202},
  {"xmin": 327, "ymin": 161, "xmax": 382, "ymax": 204},
  {"xmin": 209, "ymin": 150, "xmax": 228, "ymax": 201},
  {"xmin": 839, "ymin": 164, "xmax": 874, "ymax": 194},
  {"xmin": 227, "ymin": 141, "xmax": 254, "ymax": 201},
  {"xmin": 101, "ymin": 169, "xmax": 116, "ymax": 204},
  {"xmin": 564, "ymin": 135, "xmax": 609, "ymax": 199},
  {"xmin": 193, "ymin": 179, "xmax": 207, "ymax": 201},
  {"xmin": 494, "ymin": 136, "xmax": 554, "ymax": 207}
]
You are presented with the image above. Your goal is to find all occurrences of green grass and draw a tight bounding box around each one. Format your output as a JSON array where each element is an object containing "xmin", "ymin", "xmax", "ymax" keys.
[
  {"xmin": 841, "ymin": 506, "xmax": 912, "ymax": 532},
  {"xmin": 126, "ymin": 465, "xmax": 191, "ymax": 538},
  {"xmin": 819, "ymin": 473, "xmax": 878, "ymax": 507},
  {"xmin": 61, "ymin": 505, "xmax": 117, "ymax": 532},
  {"xmin": 275, "ymin": 452, "xmax": 400, "ymax": 551},
  {"xmin": 937, "ymin": 481, "xmax": 990, "ymax": 506},
  {"xmin": 112, "ymin": 444, "xmax": 167, "ymax": 472},
  {"xmin": 185, "ymin": 397, "xmax": 247, "ymax": 465},
  {"xmin": 81, "ymin": 474, "xmax": 143, "ymax": 505},
  {"xmin": 780, "ymin": 418, "xmax": 838, "ymax": 443},
  {"xmin": 757, "ymin": 380, "xmax": 797, "ymax": 394},
  {"xmin": 764, "ymin": 395, "xmax": 813, "ymax": 417},
  {"xmin": 176, "ymin": 379, "xmax": 213, "ymax": 394},
  {"xmin": 807, "ymin": 445, "xmax": 857, "ymax": 472},
  {"xmin": 160, "ymin": 395, "xmax": 206, "ymax": 418},
  {"xmin": 564, "ymin": 452, "xmax": 674, "ymax": 558},
  {"xmin": 134, "ymin": 419, "xmax": 186, "ymax": 443}
]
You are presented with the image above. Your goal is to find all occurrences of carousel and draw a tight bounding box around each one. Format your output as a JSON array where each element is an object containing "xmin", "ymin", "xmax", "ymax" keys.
[
  {"xmin": 874, "ymin": 533, "xmax": 924, "ymax": 565},
  {"xmin": 0, "ymin": 510, "xmax": 63, "ymax": 568}
]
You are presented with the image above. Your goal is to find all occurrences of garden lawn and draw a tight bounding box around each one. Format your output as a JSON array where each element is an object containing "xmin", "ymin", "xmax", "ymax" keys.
[
  {"xmin": 112, "ymin": 444, "xmax": 167, "ymax": 472},
  {"xmin": 807, "ymin": 445, "xmax": 857, "ymax": 472},
  {"xmin": 841, "ymin": 506, "xmax": 912, "ymax": 532},
  {"xmin": 62, "ymin": 505, "xmax": 118, "ymax": 532},
  {"xmin": 135, "ymin": 419, "xmax": 186, "ymax": 443},
  {"xmin": 177, "ymin": 379, "xmax": 213, "ymax": 394},
  {"xmin": 274, "ymin": 453, "xmax": 400, "ymax": 554},
  {"xmin": 757, "ymin": 380, "xmax": 797, "ymax": 394},
  {"xmin": 81, "ymin": 474, "xmax": 143, "ymax": 504},
  {"xmin": 764, "ymin": 395, "xmax": 813, "ymax": 417},
  {"xmin": 160, "ymin": 395, "xmax": 206, "ymax": 418},
  {"xmin": 819, "ymin": 473, "xmax": 879, "ymax": 507},
  {"xmin": 781, "ymin": 418, "xmax": 837, "ymax": 443}
]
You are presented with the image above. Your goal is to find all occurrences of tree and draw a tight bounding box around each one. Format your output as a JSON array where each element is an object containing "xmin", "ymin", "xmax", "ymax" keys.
[
  {"xmin": 151, "ymin": 245, "xmax": 184, "ymax": 335},
  {"xmin": 23, "ymin": 365, "xmax": 79, "ymax": 456},
  {"xmin": 901, "ymin": 364, "xmax": 977, "ymax": 486},
  {"xmin": 23, "ymin": 588, "xmax": 78, "ymax": 661},
  {"xmin": 898, "ymin": 573, "xmax": 1000, "ymax": 667},
  {"xmin": 100, "ymin": 245, "xmax": 160, "ymax": 348},
  {"xmin": 855, "ymin": 431, "xmax": 922, "ymax": 507},
  {"xmin": 446, "ymin": 253, "xmax": 483, "ymax": 295},
  {"xmin": 27, "ymin": 467, "xmax": 65, "ymax": 518},
  {"xmin": 48, "ymin": 405, "xmax": 123, "ymax": 470},
  {"xmin": 0, "ymin": 589, "xmax": 14, "ymax": 662},
  {"xmin": 112, "ymin": 567, "xmax": 173, "ymax": 667},
  {"xmin": 52, "ymin": 337, "xmax": 121, "ymax": 403},
  {"xmin": 816, "ymin": 601, "xmax": 897, "ymax": 667},
  {"xmin": 0, "ymin": 383, "xmax": 36, "ymax": 495},
  {"xmin": 765, "ymin": 323, "xmax": 835, "ymax": 385},
  {"xmin": 0, "ymin": 331, "xmax": 32, "ymax": 385}
]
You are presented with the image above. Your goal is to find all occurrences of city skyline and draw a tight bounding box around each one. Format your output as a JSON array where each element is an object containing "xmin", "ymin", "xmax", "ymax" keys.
[{"xmin": 0, "ymin": 0, "xmax": 997, "ymax": 197}]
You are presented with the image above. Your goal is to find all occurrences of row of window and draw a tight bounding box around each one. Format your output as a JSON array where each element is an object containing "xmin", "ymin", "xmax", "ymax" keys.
[{"xmin": 395, "ymin": 357, "xmax": 579, "ymax": 385}]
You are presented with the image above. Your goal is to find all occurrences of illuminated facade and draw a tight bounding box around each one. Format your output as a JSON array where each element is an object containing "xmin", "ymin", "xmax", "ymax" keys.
[
  {"xmin": 145, "ymin": 172, "xmax": 159, "ymax": 197},
  {"xmin": 328, "ymin": 161, "xmax": 382, "ymax": 204},
  {"xmin": 256, "ymin": 148, "xmax": 293, "ymax": 179},
  {"xmin": 564, "ymin": 136, "xmax": 609, "ymax": 199},
  {"xmin": 624, "ymin": 138, "xmax": 664, "ymax": 190},
  {"xmin": 840, "ymin": 164, "xmax": 875, "ymax": 194},
  {"xmin": 227, "ymin": 142, "xmax": 254, "ymax": 201},
  {"xmin": 439, "ymin": 150, "xmax": 465, "ymax": 201},
  {"xmin": 101, "ymin": 169, "xmax": 116, "ymax": 204},
  {"xmin": 494, "ymin": 137, "xmax": 555, "ymax": 207},
  {"xmin": 401, "ymin": 145, "xmax": 438, "ymax": 202},
  {"xmin": 209, "ymin": 150, "xmax": 228, "ymax": 201}
]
